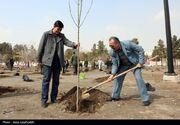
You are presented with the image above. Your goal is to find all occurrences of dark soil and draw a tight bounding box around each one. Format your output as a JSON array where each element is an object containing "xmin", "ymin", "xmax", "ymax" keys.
[
  {"xmin": 0, "ymin": 86, "xmax": 16, "ymax": 95},
  {"xmin": 0, "ymin": 74, "xmax": 12, "ymax": 78},
  {"xmin": 59, "ymin": 86, "xmax": 110, "ymax": 113},
  {"xmin": 0, "ymin": 72, "xmax": 5, "ymax": 74},
  {"xmin": 94, "ymin": 76, "xmax": 109, "ymax": 83},
  {"xmin": 0, "ymin": 86, "xmax": 38, "ymax": 96}
]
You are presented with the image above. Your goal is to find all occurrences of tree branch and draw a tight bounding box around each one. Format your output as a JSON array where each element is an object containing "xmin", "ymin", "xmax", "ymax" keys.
[{"xmin": 69, "ymin": 0, "xmax": 78, "ymax": 27}]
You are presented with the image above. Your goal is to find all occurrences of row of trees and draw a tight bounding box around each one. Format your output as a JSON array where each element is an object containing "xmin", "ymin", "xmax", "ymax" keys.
[
  {"xmin": 1, "ymin": 35, "xmax": 179, "ymax": 67},
  {"xmin": 0, "ymin": 40, "xmax": 109, "ymax": 67},
  {"xmin": 0, "ymin": 42, "xmax": 37, "ymax": 67},
  {"xmin": 65, "ymin": 40, "xmax": 109, "ymax": 62},
  {"xmin": 152, "ymin": 35, "xmax": 180, "ymax": 66}
]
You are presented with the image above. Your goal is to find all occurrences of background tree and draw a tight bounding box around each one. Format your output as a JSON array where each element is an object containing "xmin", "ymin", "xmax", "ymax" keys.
[
  {"xmin": 0, "ymin": 42, "xmax": 13, "ymax": 65},
  {"xmin": 152, "ymin": 46, "xmax": 160, "ymax": 66},
  {"xmin": 13, "ymin": 44, "xmax": 25, "ymax": 63},
  {"xmin": 91, "ymin": 43, "xmax": 97, "ymax": 59},
  {"xmin": 0, "ymin": 54, "xmax": 3, "ymax": 63},
  {"xmin": 97, "ymin": 40, "xmax": 109, "ymax": 60},
  {"xmin": 80, "ymin": 52, "xmax": 88, "ymax": 61},
  {"xmin": 97, "ymin": 41, "xmax": 108, "ymax": 55},
  {"xmin": 152, "ymin": 39, "xmax": 166, "ymax": 66},
  {"xmin": 172, "ymin": 35, "xmax": 180, "ymax": 66},
  {"xmin": 65, "ymin": 49, "xmax": 74, "ymax": 60},
  {"xmin": 13, "ymin": 44, "xmax": 37, "ymax": 67},
  {"xmin": 0, "ymin": 42, "xmax": 12, "ymax": 54},
  {"xmin": 28, "ymin": 45, "xmax": 37, "ymax": 64},
  {"xmin": 89, "ymin": 40, "xmax": 109, "ymax": 62}
]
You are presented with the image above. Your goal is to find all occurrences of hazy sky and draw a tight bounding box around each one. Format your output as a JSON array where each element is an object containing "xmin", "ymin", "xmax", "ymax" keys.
[{"xmin": 0, "ymin": 0, "xmax": 180, "ymax": 54}]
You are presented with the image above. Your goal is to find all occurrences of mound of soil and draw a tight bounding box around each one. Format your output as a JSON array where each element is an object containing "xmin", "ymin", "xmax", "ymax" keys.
[{"xmin": 59, "ymin": 86, "xmax": 110, "ymax": 113}]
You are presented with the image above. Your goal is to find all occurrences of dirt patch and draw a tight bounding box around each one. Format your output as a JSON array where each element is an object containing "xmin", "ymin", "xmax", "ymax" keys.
[
  {"xmin": 0, "ymin": 86, "xmax": 16, "ymax": 95},
  {"xmin": 25, "ymin": 72, "xmax": 41, "ymax": 75},
  {"xmin": 94, "ymin": 76, "xmax": 109, "ymax": 83},
  {"xmin": 0, "ymin": 74, "xmax": 12, "ymax": 78},
  {"xmin": 0, "ymin": 86, "xmax": 39, "ymax": 96},
  {"xmin": 62, "ymin": 72, "xmax": 72, "ymax": 76},
  {"xmin": 0, "ymin": 72, "xmax": 5, "ymax": 74},
  {"xmin": 59, "ymin": 86, "xmax": 110, "ymax": 113}
]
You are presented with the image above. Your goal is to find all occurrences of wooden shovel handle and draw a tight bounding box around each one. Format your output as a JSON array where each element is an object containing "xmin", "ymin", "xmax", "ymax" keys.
[
  {"xmin": 112, "ymin": 66, "xmax": 138, "ymax": 80},
  {"xmin": 82, "ymin": 66, "xmax": 138, "ymax": 94},
  {"xmin": 148, "ymin": 55, "xmax": 159, "ymax": 61}
]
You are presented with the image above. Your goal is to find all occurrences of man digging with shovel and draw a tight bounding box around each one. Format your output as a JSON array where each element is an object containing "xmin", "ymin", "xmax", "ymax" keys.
[{"xmin": 107, "ymin": 36, "xmax": 151, "ymax": 106}]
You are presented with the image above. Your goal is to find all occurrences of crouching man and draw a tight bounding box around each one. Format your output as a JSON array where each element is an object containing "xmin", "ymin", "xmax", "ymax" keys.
[{"xmin": 107, "ymin": 36, "xmax": 151, "ymax": 106}]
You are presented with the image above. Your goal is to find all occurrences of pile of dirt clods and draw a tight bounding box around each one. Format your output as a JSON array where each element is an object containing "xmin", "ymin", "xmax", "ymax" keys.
[{"xmin": 59, "ymin": 86, "xmax": 110, "ymax": 113}]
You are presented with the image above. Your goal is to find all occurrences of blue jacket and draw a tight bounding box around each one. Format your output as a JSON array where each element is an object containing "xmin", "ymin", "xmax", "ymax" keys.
[{"xmin": 109, "ymin": 40, "xmax": 145, "ymax": 75}]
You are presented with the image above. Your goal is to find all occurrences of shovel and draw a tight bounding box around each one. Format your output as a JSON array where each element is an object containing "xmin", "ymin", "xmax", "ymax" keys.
[
  {"xmin": 81, "ymin": 55, "xmax": 159, "ymax": 100},
  {"xmin": 81, "ymin": 65, "xmax": 138, "ymax": 99}
]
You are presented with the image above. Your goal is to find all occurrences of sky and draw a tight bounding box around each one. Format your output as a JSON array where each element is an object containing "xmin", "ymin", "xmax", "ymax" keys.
[{"xmin": 0, "ymin": 0, "xmax": 180, "ymax": 54}]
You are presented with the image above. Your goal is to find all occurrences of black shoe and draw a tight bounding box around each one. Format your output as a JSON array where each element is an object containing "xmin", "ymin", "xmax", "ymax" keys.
[
  {"xmin": 143, "ymin": 101, "xmax": 151, "ymax": 106},
  {"xmin": 146, "ymin": 83, "xmax": 156, "ymax": 92},
  {"xmin": 51, "ymin": 100, "xmax": 58, "ymax": 104},
  {"xmin": 106, "ymin": 97, "xmax": 120, "ymax": 102},
  {"xmin": 41, "ymin": 102, "xmax": 48, "ymax": 108},
  {"xmin": 149, "ymin": 87, "xmax": 155, "ymax": 92}
]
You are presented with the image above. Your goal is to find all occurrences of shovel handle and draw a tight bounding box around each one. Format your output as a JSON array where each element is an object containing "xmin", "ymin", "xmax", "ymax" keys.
[
  {"xmin": 82, "ymin": 66, "xmax": 138, "ymax": 94},
  {"xmin": 82, "ymin": 56, "xmax": 159, "ymax": 94},
  {"xmin": 112, "ymin": 66, "xmax": 138, "ymax": 80},
  {"xmin": 148, "ymin": 55, "xmax": 159, "ymax": 61}
]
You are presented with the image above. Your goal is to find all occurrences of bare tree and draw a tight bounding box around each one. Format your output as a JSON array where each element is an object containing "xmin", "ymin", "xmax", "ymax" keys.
[{"xmin": 68, "ymin": 0, "xmax": 93, "ymax": 112}]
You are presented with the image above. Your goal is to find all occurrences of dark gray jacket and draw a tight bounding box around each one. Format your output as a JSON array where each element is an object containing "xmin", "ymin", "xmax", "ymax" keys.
[{"xmin": 37, "ymin": 30, "xmax": 75, "ymax": 67}]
